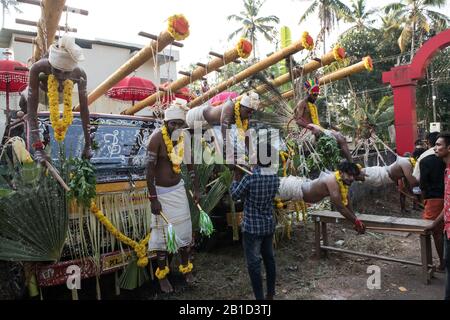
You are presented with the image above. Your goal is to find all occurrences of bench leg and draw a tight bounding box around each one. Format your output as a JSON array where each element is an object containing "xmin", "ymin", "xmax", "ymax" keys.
[
  {"xmin": 321, "ymin": 222, "xmax": 328, "ymax": 258},
  {"xmin": 420, "ymin": 234, "xmax": 433, "ymax": 285},
  {"xmin": 315, "ymin": 221, "xmax": 321, "ymax": 259}
]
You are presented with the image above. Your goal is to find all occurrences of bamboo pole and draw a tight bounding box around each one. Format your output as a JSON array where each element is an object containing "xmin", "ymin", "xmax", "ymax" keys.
[
  {"xmin": 32, "ymin": 0, "xmax": 66, "ymax": 62},
  {"xmin": 282, "ymin": 56, "xmax": 373, "ymax": 100},
  {"xmin": 122, "ymin": 39, "xmax": 253, "ymax": 115},
  {"xmin": 187, "ymin": 32, "xmax": 315, "ymax": 109},
  {"xmin": 249, "ymin": 46, "xmax": 346, "ymax": 97},
  {"xmin": 74, "ymin": 15, "xmax": 190, "ymax": 111}
]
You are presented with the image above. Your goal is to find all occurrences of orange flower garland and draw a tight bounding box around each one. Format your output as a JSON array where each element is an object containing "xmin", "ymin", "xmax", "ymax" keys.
[
  {"xmin": 333, "ymin": 45, "xmax": 346, "ymax": 61},
  {"xmin": 301, "ymin": 32, "xmax": 314, "ymax": 51}
]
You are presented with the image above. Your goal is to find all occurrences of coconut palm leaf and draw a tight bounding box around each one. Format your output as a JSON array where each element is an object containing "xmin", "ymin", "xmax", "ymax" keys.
[{"xmin": 0, "ymin": 174, "xmax": 68, "ymax": 262}]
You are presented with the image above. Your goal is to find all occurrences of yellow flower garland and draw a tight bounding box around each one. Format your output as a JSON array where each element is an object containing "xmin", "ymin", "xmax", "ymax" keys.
[
  {"xmin": 155, "ymin": 266, "xmax": 170, "ymax": 280},
  {"xmin": 47, "ymin": 74, "xmax": 74, "ymax": 142},
  {"xmin": 168, "ymin": 14, "xmax": 190, "ymax": 41},
  {"xmin": 274, "ymin": 198, "xmax": 284, "ymax": 209},
  {"xmin": 90, "ymin": 202, "xmax": 150, "ymax": 267},
  {"xmin": 335, "ymin": 171, "xmax": 349, "ymax": 207},
  {"xmin": 234, "ymin": 101, "xmax": 248, "ymax": 141},
  {"xmin": 301, "ymin": 31, "xmax": 314, "ymax": 51},
  {"xmin": 307, "ymin": 102, "xmax": 320, "ymax": 126},
  {"xmin": 179, "ymin": 262, "xmax": 193, "ymax": 274},
  {"xmin": 409, "ymin": 157, "xmax": 417, "ymax": 168},
  {"xmin": 280, "ymin": 151, "xmax": 289, "ymax": 177},
  {"xmin": 161, "ymin": 125, "xmax": 184, "ymax": 174}
]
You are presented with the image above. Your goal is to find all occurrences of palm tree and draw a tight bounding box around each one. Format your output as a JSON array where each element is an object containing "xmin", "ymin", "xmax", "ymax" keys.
[
  {"xmin": 340, "ymin": 0, "xmax": 377, "ymax": 35},
  {"xmin": 298, "ymin": 0, "xmax": 350, "ymax": 54},
  {"xmin": 384, "ymin": 0, "xmax": 450, "ymax": 60},
  {"xmin": 227, "ymin": 0, "xmax": 280, "ymax": 59},
  {"xmin": 1, "ymin": 0, "xmax": 21, "ymax": 29}
]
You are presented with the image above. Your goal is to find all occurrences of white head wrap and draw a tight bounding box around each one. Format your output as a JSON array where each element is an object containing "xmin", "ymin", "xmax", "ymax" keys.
[
  {"xmin": 164, "ymin": 101, "xmax": 188, "ymax": 121},
  {"xmin": 240, "ymin": 92, "xmax": 260, "ymax": 110},
  {"xmin": 48, "ymin": 35, "xmax": 85, "ymax": 72}
]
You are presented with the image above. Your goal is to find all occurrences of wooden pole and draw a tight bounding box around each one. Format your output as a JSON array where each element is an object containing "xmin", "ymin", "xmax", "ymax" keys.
[
  {"xmin": 282, "ymin": 56, "xmax": 373, "ymax": 100},
  {"xmin": 74, "ymin": 15, "xmax": 190, "ymax": 111},
  {"xmin": 122, "ymin": 39, "xmax": 253, "ymax": 115},
  {"xmin": 187, "ymin": 32, "xmax": 315, "ymax": 109},
  {"xmin": 32, "ymin": 0, "xmax": 67, "ymax": 62},
  {"xmin": 250, "ymin": 46, "xmax": 345, "ymax": 97}
]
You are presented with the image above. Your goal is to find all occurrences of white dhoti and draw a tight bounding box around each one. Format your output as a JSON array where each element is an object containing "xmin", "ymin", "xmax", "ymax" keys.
[
  {"xmin": 363, "ymin": 166, "xmax": 393, "ymax": 188},
  {"xmin": 148, "ymin": 180, "xmax": 192, "ymax": 251},
  {"xmin": 186, "ymin": 104, "xmax": 209, "ymax": 129},
  {"xmin": 278, "ymin": 176, "xmax": 310, "ymax": 201}
]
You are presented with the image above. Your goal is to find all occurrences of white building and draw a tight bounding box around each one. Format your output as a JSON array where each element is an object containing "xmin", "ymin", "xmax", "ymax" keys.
[{"xmin": 0, "ymin": 28, "xmax": 180, "ymax": 135}]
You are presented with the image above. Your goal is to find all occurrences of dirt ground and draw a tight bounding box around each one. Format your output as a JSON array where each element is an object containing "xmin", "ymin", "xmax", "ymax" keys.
[{"xmin": 1, "ymin": 185, "xmax": 446, "ymax": 300}]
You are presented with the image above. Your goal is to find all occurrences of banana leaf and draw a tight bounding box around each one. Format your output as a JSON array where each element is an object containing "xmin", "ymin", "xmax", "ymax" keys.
[{"xmin": 118, "ymin": 256, "xmax": 149, "ymax": 290}]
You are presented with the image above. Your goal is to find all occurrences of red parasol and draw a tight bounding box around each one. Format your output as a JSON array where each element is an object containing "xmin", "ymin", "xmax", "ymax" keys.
[
  {"xmin": 0, "ymin": 56, "xmax": 29, "ymax": 124},
  {"xmin": 209, "ymin": 91, "xmax": 238, "ymax": 106},
  {"xmin": 106, "ymin": 76, "xmax": 157, "ymax": 105}
]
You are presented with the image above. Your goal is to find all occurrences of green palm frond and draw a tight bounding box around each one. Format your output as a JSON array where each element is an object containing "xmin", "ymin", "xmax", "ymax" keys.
[
  {"xmin": 299, "ymin": 1, "xmax": 319, "ymax": 23},
  {"xmin": 0, "ymin": 174, "xmax": 68, "ymax": 262}
]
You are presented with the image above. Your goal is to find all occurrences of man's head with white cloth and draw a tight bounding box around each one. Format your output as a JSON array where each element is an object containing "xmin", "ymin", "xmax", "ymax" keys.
[
  {"xmin": 48, "ymin": 34, "xmax": 85, "ymax": 80},
  {"xmin": 164, "ymin": 98, "xmax": 188, "ymax": 133},
  {"xmin": 238, "ymin": 92, "xmax": 260, "ymax": 120}
]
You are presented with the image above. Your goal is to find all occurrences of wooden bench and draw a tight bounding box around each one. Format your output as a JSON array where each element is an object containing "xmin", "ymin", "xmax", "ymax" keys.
[{"xmin": 309, "ymin": 211, "xmax": 435, "ymax": 285}]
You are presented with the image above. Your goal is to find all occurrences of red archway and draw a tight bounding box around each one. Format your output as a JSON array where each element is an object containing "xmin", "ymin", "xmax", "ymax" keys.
[{"xmin": 382, "ymin": 28, "xmax": 450, "ymax": 155}]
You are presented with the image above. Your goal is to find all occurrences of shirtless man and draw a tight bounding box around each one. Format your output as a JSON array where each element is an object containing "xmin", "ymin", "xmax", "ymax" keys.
[
  {"xmin": 358, "ymin": 156, "xmax": 418, "ymax": 189},
  {"xmin": 27, "ymin": 35, "xmax": 92, "ymax": 162},
  {"xmin": 146, "ymin": 103, "xmax": 200, "ymax": 293},
  {"xmin": 279, "ymin": 161, "xmax": 366, "ymax": 233},
  {"xmin": 185, "ymin": 92, "xmax": 260, "ymax": 158},
  {"xmin": 293, "ymin": 78, "xmax": 352, "ymax": 162}
]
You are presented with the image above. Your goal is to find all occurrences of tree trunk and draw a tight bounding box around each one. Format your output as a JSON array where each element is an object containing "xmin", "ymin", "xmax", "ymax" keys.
[{"xmin": 410, "ymin": 20, "xmax": 416, "ymax": 62}]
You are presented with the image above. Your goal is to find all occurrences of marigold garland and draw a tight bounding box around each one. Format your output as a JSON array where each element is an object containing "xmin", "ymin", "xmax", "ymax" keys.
[
  {"xmin": 335, "ymin": 171, "xmax": 349, "ymax": 207},
  {"xmin": 236, "ymin": 38, "xmax": 252, "ymax": 59},
  {"xmin": 409, "ymin": 157, "xmax": 417, "ymax": 168},
  {"xmin": 307, "ymin": 102, "xmax": 320, "ymax": 126},
  {"xmin": 168, "ymin": 14, "xmax": 190, "ymax": 41},
  {"xmin": 234, "ymin": 101, "xmax": 248, "ymax": 141},
  {"xmin": 47, "ymin": 74, "xmax": 74, "ymax": 142},
  {"xmin": 274, "ymin": 198, "xmax": 284, "ymax": 209},
  {"xmin": 155, "ymin": 266, "xmax": 170, "ymax": 280},
  {"xmin": 90, "ymin": 201, "xmax": 150, "ymax": 267},
  {"xmin": 280, "ymin": 151, "xmax": 289, "ymax": 177},
  {"xmin": 161, "ymin": 125, "xmax": 184, "ymax": 174},
  {"xmin": 301, "ymin": 31, "xmax": 314, "ymax": 51},
  {"xmin": 363, "ymin": 56, "xmax": 373, "ymax": 72},
  {"xmin": 179, "ymin": 262, "xmax": 194, "ymax": 274}
]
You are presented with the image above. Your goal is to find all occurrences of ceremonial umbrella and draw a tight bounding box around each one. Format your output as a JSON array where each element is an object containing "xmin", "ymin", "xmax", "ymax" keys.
[
  {"xmin": 209, "ymin": 91, "xmax": 238, "ymax": 106},
  {"xmin": 0, "ymin": 56, "xmax": 29, "ymax": 124},
  {"xmin": 106, "ymin": 76, "xmax": 157, "ymax": 106}
]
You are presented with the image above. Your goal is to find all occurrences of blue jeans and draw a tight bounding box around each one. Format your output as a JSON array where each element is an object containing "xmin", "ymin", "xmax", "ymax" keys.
[
  {"xmin": 445, "ymin": 232, "xmax": 450, "ymax": 300},
  {"xmin": 242, "ymin": 232, "xmax": 276, "ymax": 300}
]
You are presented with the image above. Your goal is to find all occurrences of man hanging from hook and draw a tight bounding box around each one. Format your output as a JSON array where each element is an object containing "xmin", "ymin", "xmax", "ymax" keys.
[
  {"xmin": 26, "ymin": 34, "xmax": 92, "ymax": 163},
  {"xmin": 293, "ymin": 78, "xmax": 353, "ymax": 162}
]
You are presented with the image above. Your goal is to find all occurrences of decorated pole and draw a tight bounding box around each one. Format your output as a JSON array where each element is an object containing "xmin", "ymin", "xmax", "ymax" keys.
[
  {"xmin": 187, "ymin": 32, "xmax": 315, "ymax": 109},
  {"xmin": 74, "ymin": 14, "xmax": 190, "ymax": 111},
  {"xmin": 122, "ymin": 39, "xmax": 253, "ymax": 115},
  {"xmin": 33, "ymin": 0, "xmax": 67, "ymax": 62},
  {"xmin": 251, "ymin": 45, "xmax": 346, "ymax": 96},
  {"xmin": 282, "ymin": 56, "xmax": 373, "ymax": 100}
]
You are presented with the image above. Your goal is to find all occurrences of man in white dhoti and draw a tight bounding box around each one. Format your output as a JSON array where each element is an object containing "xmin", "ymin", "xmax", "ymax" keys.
[
  {"xmin": 278, "ymin": 161, "xmax": 366, "ymax": 234},
  {"xmin": 146, "ymin": 103, "xmax": 200, "ymax": 293}
]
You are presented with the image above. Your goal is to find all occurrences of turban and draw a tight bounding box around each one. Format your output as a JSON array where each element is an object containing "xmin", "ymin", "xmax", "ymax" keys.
[
  {"xmin": 240, "ymin": 92, "xmax": 260, "ymax": 110},
  {"xmin": 49, "ymin": 35, "xmax": 85, "ymax": 72},
  {"xmin": 164, "ymin": 100, "xmax": 188, "ymax": 121},
  {"xmin": 304, "ymin": 78, "xmax": 320, "ymax": 95}
]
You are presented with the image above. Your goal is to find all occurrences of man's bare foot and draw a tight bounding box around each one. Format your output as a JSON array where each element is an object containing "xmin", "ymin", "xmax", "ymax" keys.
[
  {"xmin": 184, "ymin": 272, "xmax": 194, "ymax": 284},
  {"xmin": 158, "ymin": 278, "xmax": 174, "ymax": 293}
]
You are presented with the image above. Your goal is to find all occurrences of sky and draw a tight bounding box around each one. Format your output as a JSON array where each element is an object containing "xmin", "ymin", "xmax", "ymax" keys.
[{"xmin": 2, "ymin": 0, "xmax": 450, "ymax": 71}]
